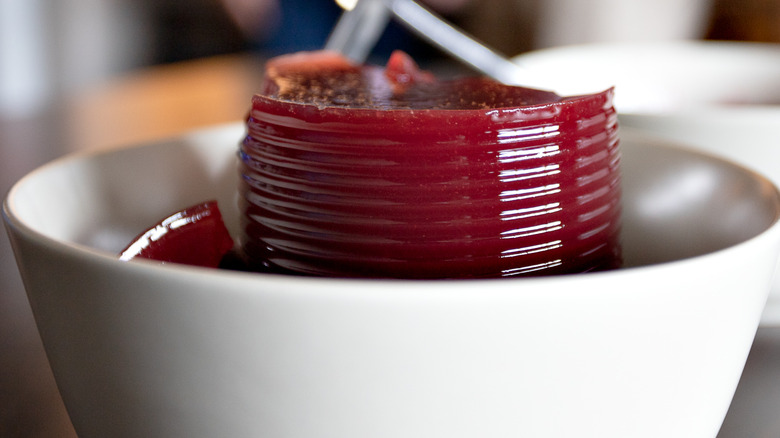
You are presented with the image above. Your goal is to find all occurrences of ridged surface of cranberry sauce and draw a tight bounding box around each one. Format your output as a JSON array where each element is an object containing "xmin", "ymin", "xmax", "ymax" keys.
[{"xmin": 239, "ymin": 51, "xmax": 621, "ymax": 278}]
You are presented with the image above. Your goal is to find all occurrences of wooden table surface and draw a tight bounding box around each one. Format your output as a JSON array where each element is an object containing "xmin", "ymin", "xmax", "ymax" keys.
[{"xmin": 2, "ymin": 52, "xmax": 780, "ymax": 437}]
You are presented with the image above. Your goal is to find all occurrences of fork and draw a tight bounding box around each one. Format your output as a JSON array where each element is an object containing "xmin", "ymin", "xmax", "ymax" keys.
[{"xmin": 324, "ymin": 0, "xmax": 529, "ymax": 86}]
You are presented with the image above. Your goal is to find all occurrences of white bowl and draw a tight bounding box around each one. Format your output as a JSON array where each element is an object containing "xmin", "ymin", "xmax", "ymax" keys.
[
  {"xmin": 513, "ymin": 40, "xmax": 780, "ymax": 112},
  {"xmin": 5, "ymin": 124, "xmax": 780, "ymax": 438},
  {"xmin": 514, "ymin": 40, "xmax": 780, "ymax": 325}
]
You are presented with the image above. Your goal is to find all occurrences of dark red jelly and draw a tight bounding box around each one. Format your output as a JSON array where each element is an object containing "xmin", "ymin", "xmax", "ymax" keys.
[
  {"xmin": 120, "ymin": 200, "xmax": 235, "ymax": 268},
  {"xmin": 239, "ymin": 51, "xmax": 621, "ymax": 278}
]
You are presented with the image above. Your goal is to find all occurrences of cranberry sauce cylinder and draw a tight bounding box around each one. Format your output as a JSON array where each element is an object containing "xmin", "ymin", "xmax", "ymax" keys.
[{"xmin": 239, "ymin": 51, "xmax": 621, "ymax": 278}]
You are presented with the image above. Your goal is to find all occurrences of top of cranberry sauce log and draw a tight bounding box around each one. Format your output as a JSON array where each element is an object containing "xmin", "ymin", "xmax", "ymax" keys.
[
  {"xmin": 240, "ymin": 50, "xmax": 620, "ymax": 278},
  {"xmin": 260, "ymin": 50, "xmax": 567, "ymax": 110}
]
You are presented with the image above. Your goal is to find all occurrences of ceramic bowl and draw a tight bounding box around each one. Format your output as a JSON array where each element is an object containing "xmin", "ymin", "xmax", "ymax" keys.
[
  {"xmin": 514, "ymin": 40, "xmax": 780, "ymax": 112},
  {"xmin": 514, "ymin": 40, "xmax": 780, "ymax": 325},
  {"xmin": 5, "ymin": 124, "xmax": 780, "ymax": 438}
]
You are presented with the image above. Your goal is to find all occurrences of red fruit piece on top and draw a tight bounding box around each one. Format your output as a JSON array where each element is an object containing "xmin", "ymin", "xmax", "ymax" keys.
[
  {"xmin": 384, "ymin": 50, "xmax": 436, "ymax": 89},
  {"xmin": 119, "ymin": 200, "xmax": 235, "ymax": 268}
]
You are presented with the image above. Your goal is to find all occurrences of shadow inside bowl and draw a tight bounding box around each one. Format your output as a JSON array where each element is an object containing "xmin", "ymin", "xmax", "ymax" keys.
[{"xmin": 619, "ymin": 131, "xmax": 780, "ymax": 267}]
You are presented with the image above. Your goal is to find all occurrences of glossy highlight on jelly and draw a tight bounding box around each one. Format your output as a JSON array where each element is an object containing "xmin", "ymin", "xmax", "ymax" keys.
[{"xmin": 239, "ymin": 51, "xmax": 621, "ymax": 278}]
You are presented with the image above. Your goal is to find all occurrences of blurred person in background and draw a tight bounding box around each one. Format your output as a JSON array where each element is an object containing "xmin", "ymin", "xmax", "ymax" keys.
[
  {"xmin": 217, "ymin": 0, "xmax": 532, "ymax": 66},
  {"xmin": 219, "ymin": 0, "xmax": 777, "ymax": 67}
]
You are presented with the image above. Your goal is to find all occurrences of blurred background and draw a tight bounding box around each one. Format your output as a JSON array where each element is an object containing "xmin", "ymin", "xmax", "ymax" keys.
[
  {"xmin": 1, "ymin": 0, "xmax": 779, "ymax": 436},
  {"xmin": 2, "ymin": 0, "xmax": 779, "ymax": 121}
]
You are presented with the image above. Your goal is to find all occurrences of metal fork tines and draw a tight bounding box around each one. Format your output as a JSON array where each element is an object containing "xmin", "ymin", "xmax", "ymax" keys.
[
  {"xmin": 324, "ymin": 0, "xmax": 528, "ymax": 86},
  {"xmin": 324, "ymin": 0, "xmax": 392, "ymax": 63}
]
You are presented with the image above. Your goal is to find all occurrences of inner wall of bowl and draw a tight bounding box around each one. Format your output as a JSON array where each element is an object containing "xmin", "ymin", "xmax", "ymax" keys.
[
  {"xmin": 619, "ymin": 135, "xmax": 780, "ymax": 266},
  {"xmin": 6, "ymin": 125, "xmax": 245, "ymax": 254},
  {"xmin": 6, "ymin": 126, "xmax": 780, "ymax": 271}
]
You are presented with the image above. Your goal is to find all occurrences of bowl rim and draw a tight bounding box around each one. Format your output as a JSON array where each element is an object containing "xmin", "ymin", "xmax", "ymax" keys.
[{"xmin": 4, "ymin": 124, "xmax": 780, "ymax": 291}]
